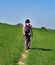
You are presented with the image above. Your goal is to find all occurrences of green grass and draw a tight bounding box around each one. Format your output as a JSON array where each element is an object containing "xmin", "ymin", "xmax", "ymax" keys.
[
  {"xmin": 0, "ymin": 23, "xmax": 55, "ymax": 65},
  {"xmin": 0, "ymin": 23, "xmax": 24, "ymax": 65},
  {"xmin": 25, "ymin": 28, "xmax": 55, "ymax": 65}
]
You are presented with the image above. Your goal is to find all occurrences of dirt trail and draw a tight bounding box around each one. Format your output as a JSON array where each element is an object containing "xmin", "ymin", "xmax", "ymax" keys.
[{"xmin": 17, "ymin": 50, "xmax": 29, "ymax": 65}]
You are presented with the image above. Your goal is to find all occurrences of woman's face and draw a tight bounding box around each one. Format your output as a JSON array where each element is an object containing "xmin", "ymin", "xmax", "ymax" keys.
[{"xmin": 26, "ymin": 23, "xmax": 30, "ymax": 25}]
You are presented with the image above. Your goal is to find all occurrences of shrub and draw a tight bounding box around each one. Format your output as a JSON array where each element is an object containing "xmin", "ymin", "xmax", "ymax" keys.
[{"xmin": 41, "ymin": 27, "xmax": 47, "ymax": 31}]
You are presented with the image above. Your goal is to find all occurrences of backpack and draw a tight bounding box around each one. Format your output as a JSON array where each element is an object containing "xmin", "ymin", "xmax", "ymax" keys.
[{"xmin": 25, "ymin": 24, "xmax": 31, "ymax": 36}]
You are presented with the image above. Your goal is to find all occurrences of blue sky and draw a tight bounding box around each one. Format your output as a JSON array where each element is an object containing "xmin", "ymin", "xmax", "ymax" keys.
[{"xmin": 0, "ymin": 0, "xmax": 55, "ymax": 29}]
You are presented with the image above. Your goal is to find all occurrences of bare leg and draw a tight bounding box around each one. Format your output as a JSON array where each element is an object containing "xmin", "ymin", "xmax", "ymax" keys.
[
  {"xmin": 24, "ymin": 40, "xmax": 26, "ymax": 49},
  {"xmin": 24, "ymin": 36, "xmax": 30, "ymax": 50},
  {"xmin": 28, "ymin": 42, "xmax": 30, "ymax": 48},
  {"xmin": 24, "ymin": 36, "xmax": 28, "ymax": 49}
]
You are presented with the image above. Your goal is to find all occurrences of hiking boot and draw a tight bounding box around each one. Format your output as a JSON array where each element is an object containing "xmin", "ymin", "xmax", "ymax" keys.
[{"xmin": 28, "ymin": 47, "xmax": 30, "ymax": 49}]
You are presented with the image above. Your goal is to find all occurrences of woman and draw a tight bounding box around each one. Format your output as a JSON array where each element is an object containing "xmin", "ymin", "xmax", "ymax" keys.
[{"xmin": 22, "ymin": 19, "xmax": 33, "ymax": 50}]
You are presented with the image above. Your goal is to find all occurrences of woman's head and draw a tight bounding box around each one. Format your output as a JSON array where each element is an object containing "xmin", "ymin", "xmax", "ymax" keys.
[{"xmin": 25, "ymin": 19, "xmax": 30, "ymax": 23}]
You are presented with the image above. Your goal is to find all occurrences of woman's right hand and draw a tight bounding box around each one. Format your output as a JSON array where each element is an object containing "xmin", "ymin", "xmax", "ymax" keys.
[{"xmin": 23, "ymin": 32, "xmax": 25, "ymax": 36}]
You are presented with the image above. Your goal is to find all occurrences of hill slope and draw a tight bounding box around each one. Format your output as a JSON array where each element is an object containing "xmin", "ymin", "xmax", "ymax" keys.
[
  {"xmin": 25, "ymin": 28, "xmax": 55, "ymax": 65},
  {"xmin": 0, "ymin": 23, "xmax": 55, "ymax": 65},
  {"xmin": 0, "ymin": 23, "xmax": 24, "ymax": 65}
]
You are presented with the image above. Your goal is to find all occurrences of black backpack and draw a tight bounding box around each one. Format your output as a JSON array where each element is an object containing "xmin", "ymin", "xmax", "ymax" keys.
[{"xmin": 25, "ymin": 24, "xmax": 31, "ymax": 36}]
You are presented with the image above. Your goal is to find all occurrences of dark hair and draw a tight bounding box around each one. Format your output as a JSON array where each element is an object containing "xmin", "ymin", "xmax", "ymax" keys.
[{"xmin": 25, "ymin": 19, "xmax": 30, "ymax": 23}]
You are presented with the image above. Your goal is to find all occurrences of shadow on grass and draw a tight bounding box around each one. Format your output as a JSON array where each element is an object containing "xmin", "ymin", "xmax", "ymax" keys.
[{"xmin": 30, "ymin": 48, "xmax": 53, "ymax": 51}]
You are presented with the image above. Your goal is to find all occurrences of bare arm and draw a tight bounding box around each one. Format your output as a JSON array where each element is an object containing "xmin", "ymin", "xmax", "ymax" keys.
[
  {"xmin": 30, "ymin": 25, "xmax": 33, "ymax": 37},
  {"xmin": 22, "ymin": 24, "xmax": 25, "ymax": 35},
  {"xmin": 31, "ymin": 28, "xmax": 33, "ymax": 37}
]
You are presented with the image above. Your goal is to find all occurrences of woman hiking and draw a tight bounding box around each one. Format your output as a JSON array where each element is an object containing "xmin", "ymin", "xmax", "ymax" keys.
[{"xmin": 22, "ymin": 19, "xmax": 33, "ymax": 50}]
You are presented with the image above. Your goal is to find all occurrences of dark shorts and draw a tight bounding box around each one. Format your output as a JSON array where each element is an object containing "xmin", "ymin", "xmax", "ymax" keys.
[{"xmin": 25, "ymin": 35, "xmax": 30, "ymax": 43}]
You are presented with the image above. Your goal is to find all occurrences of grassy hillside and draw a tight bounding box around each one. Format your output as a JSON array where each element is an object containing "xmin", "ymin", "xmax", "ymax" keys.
[
  {"xmin": 0, "ymin": 23, "xmax": 24, "ymax": 65},
  {"xmin": 25, "ymin": 28, "xmax": 55, "ymax": 65},
  {"xmin": 0, "ymin": 23, "xmax": 55, "ymax": 65}
]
